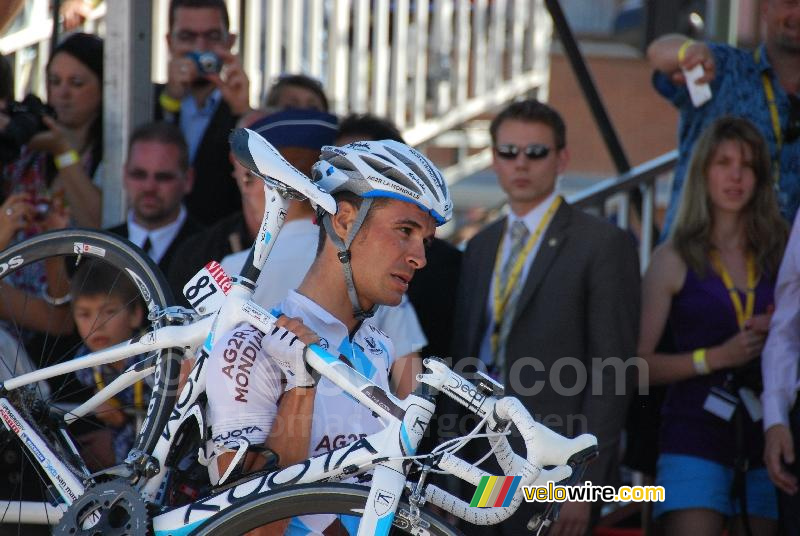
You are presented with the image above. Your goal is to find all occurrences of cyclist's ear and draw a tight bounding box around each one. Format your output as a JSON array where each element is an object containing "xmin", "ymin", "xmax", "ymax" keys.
[{"xmin": 330, "ymin": 199, "xmax": 358, "ymax": 240}]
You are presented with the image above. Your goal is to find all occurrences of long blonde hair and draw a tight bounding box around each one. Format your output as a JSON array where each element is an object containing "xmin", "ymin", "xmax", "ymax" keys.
[{"xmin": 670, "ymin": 116, "xmax": 787, "ymax": 277}]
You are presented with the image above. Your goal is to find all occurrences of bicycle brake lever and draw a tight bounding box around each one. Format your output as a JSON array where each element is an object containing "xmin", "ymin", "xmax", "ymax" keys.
[{"xmin": 525, "ymin": 445, "xmax": 598, "ymax": 533}]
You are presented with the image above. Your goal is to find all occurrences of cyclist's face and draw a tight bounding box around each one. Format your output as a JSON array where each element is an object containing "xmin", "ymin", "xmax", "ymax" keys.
[
  {"xmin": 73, "ymin": 294, "xmax": 143, "ymax": 354},
  {"xmin": 349, "ymin": 199, "xmax": 435, "ymax": 309},
  {"xmin": 124, "ymin": 140, "xmax": 193, "ymax": 228}
]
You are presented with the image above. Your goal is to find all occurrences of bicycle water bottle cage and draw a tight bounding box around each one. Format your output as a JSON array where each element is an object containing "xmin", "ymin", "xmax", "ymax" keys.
[{"xmin": 229, "ymin": 128, "xmax": 337, "ymax": 215}]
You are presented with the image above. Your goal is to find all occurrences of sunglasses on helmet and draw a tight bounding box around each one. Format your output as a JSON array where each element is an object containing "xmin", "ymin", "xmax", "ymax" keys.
[{"xmin": 494, "ymin": 143, "xmax": 552, "ymax": 160}]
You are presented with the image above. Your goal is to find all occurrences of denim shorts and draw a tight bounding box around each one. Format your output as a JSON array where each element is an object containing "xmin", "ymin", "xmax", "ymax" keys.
[{"xmin": 653, "ymin": 454, "xmax": 778, "ymax": 520}]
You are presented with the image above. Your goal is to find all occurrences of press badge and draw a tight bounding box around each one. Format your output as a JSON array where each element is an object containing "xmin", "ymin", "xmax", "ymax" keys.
[
  {"xmin": 703, "ymin": 387, "xmax": 738, "ymax": 421},
  {"xmin": 739, "ymin": 387, "xmax": 763, "ymax": 422}
]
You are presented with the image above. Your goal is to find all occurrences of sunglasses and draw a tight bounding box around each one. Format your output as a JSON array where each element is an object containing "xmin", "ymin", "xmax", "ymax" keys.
[
  {"xmin": 494, "ymin": 143, "xmax": 552, "ymax": 160},
  {"xmin": 785, "ymin": 95, "xmax": 800, "ymax": 144}
]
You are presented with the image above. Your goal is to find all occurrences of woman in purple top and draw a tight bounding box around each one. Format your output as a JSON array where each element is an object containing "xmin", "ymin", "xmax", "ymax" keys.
[{"xmin": 639, "ymin": 117, "xmax": 787, "ymax": 536}]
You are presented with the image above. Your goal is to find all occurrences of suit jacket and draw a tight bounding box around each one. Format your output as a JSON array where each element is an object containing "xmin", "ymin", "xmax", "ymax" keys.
[
  {"xmin": 154, "ymin": 84, "xmax": 242, "ymax": 226},
  {"xmin": 452, "ymin": 201, "xmax": 640, "ymax": 534},
  {"xmin": 107, "ymin": 216, "xmax": 205, "ymax": 301},
  {"xmin": 166, "ymin": 212, "xmax": 251, "ymax": 304},
  {"xmin": 407, "ymin": 237, "xmax": 462, "ymax": 358}
]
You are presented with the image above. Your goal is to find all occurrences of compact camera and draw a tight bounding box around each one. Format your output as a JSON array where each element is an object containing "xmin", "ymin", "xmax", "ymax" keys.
[{"xmin": 187, "ymin": 51, "xmax": 222, "ymax": 75}]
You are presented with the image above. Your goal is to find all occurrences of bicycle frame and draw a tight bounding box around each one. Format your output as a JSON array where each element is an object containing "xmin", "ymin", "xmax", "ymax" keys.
[
  {"xmin": 0, "ymin": 187, "xmax": 293, "ymax": 515},
  {"xmin": 151, "ymin": 380, "xmax": 434, "ymax": 535},
  {"xmin": 0, "ymin": 131, "xmax": 598, "ymax": 532}
]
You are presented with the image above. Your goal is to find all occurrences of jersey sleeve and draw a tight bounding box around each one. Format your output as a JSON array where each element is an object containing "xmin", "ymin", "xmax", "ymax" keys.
[{"xmin": 206, "ymin": 324, "xmax": 284, "ymax": 449}]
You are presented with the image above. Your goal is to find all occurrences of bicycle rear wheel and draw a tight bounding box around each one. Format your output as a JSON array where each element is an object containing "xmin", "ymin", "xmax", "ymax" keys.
[
  {"xmin": 0, "ymin": 229, "xmax": 182, "ymax": 529},
  {"xmin": 191, "ymin": 483, "xmax": 462, "ymax": 536}
]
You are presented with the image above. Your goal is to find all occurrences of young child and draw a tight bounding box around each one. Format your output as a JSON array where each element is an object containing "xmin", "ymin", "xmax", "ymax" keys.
[{"xmin": 70, "ymin": 259, "xmax": 147, "ymax": 469}]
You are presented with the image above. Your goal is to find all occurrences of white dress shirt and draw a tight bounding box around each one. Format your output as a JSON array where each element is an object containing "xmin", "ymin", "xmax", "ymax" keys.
[
  {"xmin": 478, "ymin": 191, "xmax": 558, "ymax": 366},
  {"xmin": 762, "ymin": 212, "xmax": 800, "ymax": 429},
  {"xmin": 126, "ymin": 206, "xmax": 187, "ymax": 264}
]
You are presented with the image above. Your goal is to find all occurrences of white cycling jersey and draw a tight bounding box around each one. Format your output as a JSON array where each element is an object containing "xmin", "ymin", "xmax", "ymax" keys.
[{"xmin": 206, "ymin": 289, "xmax": 396, "ymax": 535}]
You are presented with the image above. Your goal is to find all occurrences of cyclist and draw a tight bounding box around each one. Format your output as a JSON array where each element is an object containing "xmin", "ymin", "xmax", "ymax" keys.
[{"xmin": 206, "ymin": 139, "xmax": 452, "ymax": 534}]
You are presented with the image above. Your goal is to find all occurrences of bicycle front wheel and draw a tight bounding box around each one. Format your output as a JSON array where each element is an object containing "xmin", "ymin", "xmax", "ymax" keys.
[
  {"xmin": 0, "ymin": 229, "xmax": 182, "ymax": 528},
  {"xmin": 192, "ymin": 483, "xmax": 462, "ymax": 536}
]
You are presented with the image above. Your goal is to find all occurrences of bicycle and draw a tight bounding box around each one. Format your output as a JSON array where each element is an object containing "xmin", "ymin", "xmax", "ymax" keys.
[{"xmin": 0, "ymin": 128, "xmax": 598, "ymax": 534}]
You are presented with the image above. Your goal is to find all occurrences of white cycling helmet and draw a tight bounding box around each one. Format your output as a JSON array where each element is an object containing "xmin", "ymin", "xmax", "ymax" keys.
[
  {"xmin": 311, "ymin": 140, "xmax": 453, "ymax": 225},
  {"xmin": 310, "ymin": 140, "xmax": 453, "ymax": 320}
]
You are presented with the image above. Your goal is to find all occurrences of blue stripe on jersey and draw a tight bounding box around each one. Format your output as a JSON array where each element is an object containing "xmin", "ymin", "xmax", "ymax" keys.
[{"xmin": 337, "ymin": 337, "xmax": 377, "ymax": 380}]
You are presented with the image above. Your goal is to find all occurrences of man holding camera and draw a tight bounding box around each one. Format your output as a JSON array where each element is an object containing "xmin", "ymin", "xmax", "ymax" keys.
[
  {"xmin": 647, "ymin": 0, "xmax": 800, "ymax": 236},
  {"xmin": 155, "ymin": 0, "xmax": 251, "ymax": 226}
]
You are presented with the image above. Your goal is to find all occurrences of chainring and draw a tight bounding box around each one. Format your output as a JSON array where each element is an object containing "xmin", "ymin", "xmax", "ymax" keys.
[{"xmin": 53, "ymin": 479, "xmax": 151, "ymax": 536}]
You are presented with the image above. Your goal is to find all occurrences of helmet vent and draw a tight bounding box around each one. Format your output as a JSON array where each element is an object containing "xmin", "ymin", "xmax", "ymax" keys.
[
  {"xmin": 384, "ymin": 147, "xmax": 442, "ymax": 202},
  {"xmin": 358, "ymin": 154, "xmax": 419, "ymax": 193}
]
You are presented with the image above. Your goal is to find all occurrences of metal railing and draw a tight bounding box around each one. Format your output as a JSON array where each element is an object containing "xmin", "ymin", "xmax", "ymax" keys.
[{"xmin": 568, "ymin": 149, "xmax": 678, "ymax": 269}]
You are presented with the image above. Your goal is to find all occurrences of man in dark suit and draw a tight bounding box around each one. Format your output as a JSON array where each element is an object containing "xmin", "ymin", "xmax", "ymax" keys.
[
  {"xmin": 107, "ymin": 122, "xmax": 203, "ymax": 300},
  {"xmin": 153, "ymin": 0, "xmax": 251, "ymax": 225},
  {"xmin": 452, "ymin": 100, "xmax": 640, "ymax": 536}
]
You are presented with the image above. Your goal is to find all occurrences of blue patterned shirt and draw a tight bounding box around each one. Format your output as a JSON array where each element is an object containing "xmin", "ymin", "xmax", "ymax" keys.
[{"xmin": 655, "ymin": 43, "xmax": 800, "ymax": 235}]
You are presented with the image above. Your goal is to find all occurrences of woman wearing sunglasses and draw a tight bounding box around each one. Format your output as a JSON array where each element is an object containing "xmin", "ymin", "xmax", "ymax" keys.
[{"xmin": 639, "ymin": 116, "xmax": 787, "ymax": 536}]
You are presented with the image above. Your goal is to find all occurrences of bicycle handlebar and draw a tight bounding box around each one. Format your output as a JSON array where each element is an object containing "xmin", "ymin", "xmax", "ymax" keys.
[{"xmin": 414, "ymin": 358, "xmax": 598, "ymax": 526}]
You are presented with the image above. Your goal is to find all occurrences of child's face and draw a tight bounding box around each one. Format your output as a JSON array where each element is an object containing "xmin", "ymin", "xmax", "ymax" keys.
[{"xmin": 73, "ymin": 294, "xmax": 143, "ymax": 352}]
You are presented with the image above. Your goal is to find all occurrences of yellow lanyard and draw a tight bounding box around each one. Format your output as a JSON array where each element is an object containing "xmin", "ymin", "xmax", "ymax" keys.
[
  {"xmin": 491, "ymin": 196, "xmax": 562, "ymax": 352},
  {"xmin": 755, "ymin": 48, "xmax": 783, "ymax": 186},
  {"xmin": 709, "ymin": 250, "xmax": 757, "ymax": 330},
  {"xmin": 94, "ymin": 367, "xmax": 144, "ymax": 411}
]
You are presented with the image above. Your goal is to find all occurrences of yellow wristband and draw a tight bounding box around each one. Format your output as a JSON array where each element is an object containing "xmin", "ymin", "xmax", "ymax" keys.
[
  {"xmin": 692, "ymin": 348, "xmax": 710, "ymax": 375},
  {"xmin": 677, "ymin": 39, "xmax": 696, "ymax": 63},
  {"xmin": 159, "ymin": 91, "xmax": 182, "ymax": 113},
  {"xmin": 54, "ymin": 149, "xmax": 80, "ymax": 170}
]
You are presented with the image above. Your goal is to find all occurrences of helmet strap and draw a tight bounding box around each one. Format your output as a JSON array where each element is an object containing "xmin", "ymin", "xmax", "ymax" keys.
[{"xmin": 321, "ymin": 198, "xmax": 377, "ymax": 320}]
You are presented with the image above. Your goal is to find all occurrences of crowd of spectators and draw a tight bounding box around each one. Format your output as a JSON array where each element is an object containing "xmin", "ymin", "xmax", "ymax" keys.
[{"xmin": 2, "ymin": 1, "xmax": 800, "ymax": 535}]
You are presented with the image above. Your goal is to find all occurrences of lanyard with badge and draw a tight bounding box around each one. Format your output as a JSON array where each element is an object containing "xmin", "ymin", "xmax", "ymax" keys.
[
  {"xmin": 702, "ymin": 250, "xmax": 763, "ymax": 423},
  {"xmin": 490, "ymin": 196, "xmax": 562, "ymax": 359}
]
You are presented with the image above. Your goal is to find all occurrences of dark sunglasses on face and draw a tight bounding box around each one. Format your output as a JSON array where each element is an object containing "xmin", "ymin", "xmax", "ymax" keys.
[
  {"xmin": 785, "ymin": 95, "xmax": 800, "ymax": 144},
  {"xmin": 494, "ymin": 143, "xmax": 552, "ymax": 160}
]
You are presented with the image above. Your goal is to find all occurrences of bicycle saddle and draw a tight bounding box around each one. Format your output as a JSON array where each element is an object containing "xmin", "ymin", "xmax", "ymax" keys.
[{"xmin": 229, "ymin": 127, "xmax": 337, "ymax": 214}]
